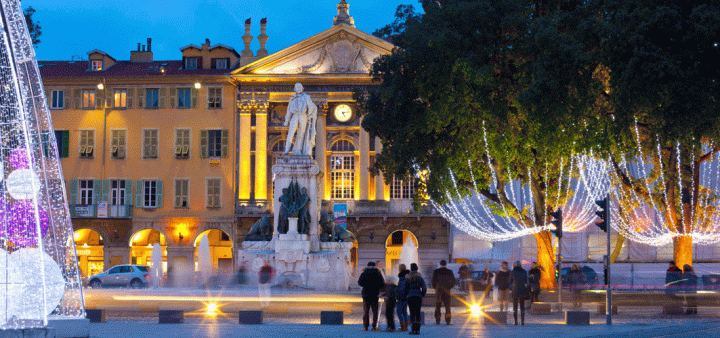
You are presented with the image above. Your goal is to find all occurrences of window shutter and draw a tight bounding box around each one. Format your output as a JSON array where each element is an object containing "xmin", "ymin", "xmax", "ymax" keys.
[
  {"xmin": 191, "ymin": 88, "xmax": 199, "ymax": 108},
  {"xmin": 127, "ymin": 88, "xmax": 134, "ymax": 108},
  {"xmin": 159, "ymin": 88, "xmax": 167, "ymax": 108},
  {"xmin": 118, "ymin": 130, "xmax": 126, "ymax": 158},
  {"xmin": 169, "ymin": 88, "xmax": 177, "ymax": 108},
  {"xmin": 221, "ymin": 129, "xmax": 229, "ymax": 158},
  {"xmin": 96, "ymin": 89, "xmax": 104, "ymax": 109},
  {"xmin": 73, "ymin": 89, "xmax": 81, "ymax": 109},
  {"xmin": 135, "ymin": 180, "xmax": 143, "ymax": 207},
  {"xmin": 90, "ymin": 180, "xmax": 101, "ymax": 205},
  {"xmin": 156, "ymin": 180, "xmax": 163, "ymax": 208},
  {"xmin": 138, "ymin": 88, "xmax": 144, "ymax": 108},
  {"xmin": 182, "ymin": 57, "xmax": 187, "ymax": 69},
  {"xmin": 69, "ymin": 179, "xmax": 78, "ymax": 205},
  {"xmin": 200, "ymin": 130, "xmax": 208, "ymax": 158},
  {"xmin": 61, "ymin": 130, "xmax": 69, "ymax": 158},
  {"xmin": 197, "ymin": 57, "xmax": 203, "ymax": 69},
  {"xmin": 63, "ymin": 88, "xmax": 70, "ymax": 109},
  {"xmin": 100, "ymin": 179, "xmax": 111, "ymax": 202},
  {"xmin": 125, "ymin": 179, "xmax": 134, "ymax": 206}
]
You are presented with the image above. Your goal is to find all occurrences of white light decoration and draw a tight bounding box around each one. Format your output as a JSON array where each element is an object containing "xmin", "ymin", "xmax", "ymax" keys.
[
  {"xmin": 432, "ymin": 123, "xmax": 597, "ymax": 242},
  {"xmin": 0, "ymin": 0, "xmax": 85, "ymax": 329},
  {"xmin": 579, "ymin": 121, "xmax": 720, "ymax": 246}
]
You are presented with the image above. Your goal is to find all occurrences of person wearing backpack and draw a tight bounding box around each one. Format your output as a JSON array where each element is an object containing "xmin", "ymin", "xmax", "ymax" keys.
[
  {"xmin": 258, "ymin": 261, "xmax": 274, "ymax": 307},
  {"xmin": 431, "ymin": 259, "xmax": 457, "ymax": 325}
]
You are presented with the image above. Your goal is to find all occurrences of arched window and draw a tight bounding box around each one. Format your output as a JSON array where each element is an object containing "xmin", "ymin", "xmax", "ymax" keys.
[
  {"xmin": 331, "ymin": 139, "xmax": 355, "ymax": 152},
  {"xmin": 270, "ymin": 139, "xmax": 286, "ymax": 165},
  {"xmin": 330, "ymin": 139, "xmax": 355, "ymax": 199}
]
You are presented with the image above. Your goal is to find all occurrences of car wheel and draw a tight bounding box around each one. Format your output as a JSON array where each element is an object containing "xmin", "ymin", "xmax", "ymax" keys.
[
  {"xmin": 90, "ymin": 279, "xmax": 102, "ymax": 289},
  {"xmin": 130, "ymin": 278, "xmax": 143, "ymax": 289}
]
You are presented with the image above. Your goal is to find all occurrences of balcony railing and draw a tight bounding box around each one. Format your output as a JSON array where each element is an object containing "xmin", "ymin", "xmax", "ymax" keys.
[
  {"xmin": 236, "ymin": 200, "xmax": 270, "ymax": 215},
  {"xmin": 69, "ymin": 204, "xmax": 133, "ymax": 218}
]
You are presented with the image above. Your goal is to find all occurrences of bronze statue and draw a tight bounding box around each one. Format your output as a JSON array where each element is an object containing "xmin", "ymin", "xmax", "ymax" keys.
[
  {"xmin": 244, "ymin": 216, "xmax": 273, "ymax": 241},
  {"xmin": 278, "ymin": 180, "xmax": 311, "ymax": 235},
  {"xmin": 319, "ymin": 213, "xmax": 355, "ymax": 242}
]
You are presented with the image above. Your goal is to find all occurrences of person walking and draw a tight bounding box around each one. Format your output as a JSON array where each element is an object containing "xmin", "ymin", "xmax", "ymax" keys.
[
  {"xmin": 431, "ymin": 259, "xmax": 457, "ymax": 325},
  {"xmin": 568, "ymin": 264, "xmax": 587, "ymax": 309},
  {"xmin": 258, "ymin": 261, "xmax": 274, "ymax": 307},
  {"xmin": 458, "ymin": 263, "xmax": 470, "ymax": 292},
  {"xmin": 528, "ymin": 262, "xmax": 542, "ymax": 304},
  {"xmin": 358, "ymin": 261, "xmax": 385, "ymax": 331},
  {"xmin": 402, "ymin": 263, "xmax": 427, "ymax": 335},
  {"xmin": 480, "ymin": 267, "xmax": 494, "ymax": 304},
  {"xmin": 382, "ymin": 276, "xmax": 398, "ymax": 332},
  {"xmin": 509, "ymin": 261, "xmax": 529, "ymax": 325},
  {"xmin": 682, "ymin": 264, "xmax": 698, "ymax": 315},
  {"xmin": 495, "ymin": 262, "xmax": 511, "ymax": 312},
  {"xmin": 396, "ymin": 264, "xmax": 410, "ymax": 332},
  {"xmin": 665, "ymin": 260, "xmax": 684, "ymax": 312}
]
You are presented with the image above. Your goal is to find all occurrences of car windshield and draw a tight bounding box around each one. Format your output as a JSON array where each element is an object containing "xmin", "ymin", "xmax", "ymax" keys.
[{"xmin": 136, "ymin": 266, "xmax": 149, "ymax": 272}]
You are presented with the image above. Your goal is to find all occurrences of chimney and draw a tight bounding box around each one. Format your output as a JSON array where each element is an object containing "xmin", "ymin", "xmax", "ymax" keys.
[
  {"xmin": 202, "ymin": 38, "xmax": 210, "ymax": 50},
  {"xmin": 131, "ymin": 38, "xmax": 154, "ymax": 62},
  {"xmin": 241, "ymin": 18, "xmax": 254, "ymax": 57},
  {"xmin": 256, "ymin": 18, "xmax": 269, "ymax": 58}
]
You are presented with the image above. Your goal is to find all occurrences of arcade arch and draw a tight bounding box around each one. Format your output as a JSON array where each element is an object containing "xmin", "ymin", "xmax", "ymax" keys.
[
  {"xmin": 385, "ymin": 230, "xmax": 419, "ymax": 276},
  {"xmin": 129, "ymin": 229, "xmax": 167, "ymax": 273},
  {"xmin": 74, "ymin": 229, "xmax": 104, "ymax": 278},
  {"xmin": 193, "ymin": 229, "xmax": 233, "ymax": 274}
]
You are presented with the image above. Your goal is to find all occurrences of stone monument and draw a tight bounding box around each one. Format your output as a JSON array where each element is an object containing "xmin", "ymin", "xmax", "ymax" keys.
[{"xmin": 239, "ymin": 83, "xmax": 352, "ymax": 291}]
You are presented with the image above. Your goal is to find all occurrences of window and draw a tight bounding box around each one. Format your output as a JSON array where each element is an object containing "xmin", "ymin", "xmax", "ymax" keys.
[
  {"xmin": 391, "ymin": 176, "xmax": 415, "ymax": 199},
  {"xmin": 143, "ymin": 129, "xmax": 158, "ymax": 158},
  {"xmin": 111, "ymin": 180, "xmax": 126, "ymax": 206},
  {"xmin": 55, "ymin": 130, "xmax": 69, "ymax": 158},
  {"xmin": 184, "ymin": 57, "xmax": 198, "ymax": 70},
  {"xmin": 114, "ymin": 89, "xmax": 127, "ymax": 108},
  {"xmin": 212, "ymin": 58, "xmax": 228, "ymax": 69},
  {"xmin": 79, "ymin": 180, "xmax": 94, "ymax": 205},
  {"xmin": 206, "ymin": 178, "xmax": 221, "ymax": 208},
  {"xmin": 175, "ymin": 129, "xmax": 190, "ymax": 159},
  {"xmin": 331, "ymin": 139, "xmax": 355, "ymax": 152},
  {"xmin": 331, "ymin": 155, "xmax": 355, "ymax": 199},
  {"xmin": 82, "ymin": 89, "xmax": 96, "ymax": 109},
  {"xmin": 145, "ymin": 88, "xmax": 159, "ymax": 108},
  {"xmin": 111, "ymin": 130, "xmax": 126, "ymax": 159},
  {"xmin": 91, "ymin": 60, "xmax": 103, "ymax": 71},
  {"xmin": 143, "ymin": 180, "xmax": 158, "ymax": 208},
  {"xmin": 201, "ymin": 129, "xmax": 228, "ymax": 158},
  {"xmin": 391, "ymin": 231, "xmax": 404, "ymax": 245},
  {"xmin": 177, "ymin": 88, "xmax": 191, "ymax": 108},
  {"xmin": 174, "ymin": 179, "xmax": 189, "ymax": 208},
  {"xmin": 51, "ymin": 90, "xmax": 64, "ymax": 109},
  {"xmin": 207, "ymin": 87, "xmax": 222, "ymax": 109},
  {"xmin": 79, "ymin": 130, "xmax": 94, "ymax": 158}
]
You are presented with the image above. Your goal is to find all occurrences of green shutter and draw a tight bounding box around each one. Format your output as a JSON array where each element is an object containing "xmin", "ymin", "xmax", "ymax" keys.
[
  {"xmin": 69, "ymin": 179, "xmax": 78, "ymax": 205},
  {"xmin": 96, "ymin": 89, "xmax": 104, "ymax": 109},
  {"xmin": 61, "ymin": 130, "xmax": 69, "ymax": 158},
  {"xmin": 169, "ymin": 88, "xmax": 176, "ymax": 108},
  {"xmin": 63, "ymin": 88, "xmax": 70, "ymax": 109},
  {"xmin": 159, "ymin": 88, "xmax": 167, "ymax": 108},
  {"xmin": 191, "ymin": 88, "xmax": 199, "ymax": 108},
  {"xmin": 138, "ymin": 88, "xmax": 144, "ymax": 108},
  {"xmin": 125, "ymin": 179, "xmax": 134, "ymax": 206},
  {"xmin": 221, "ymin": 129, "xmax": 229, "ymax": 158},
  {"xmin": 135, "ymin": 179, "xmax": 143, "ymax": 207},
  {"xmin": 127, "ymin": 88, "xmax": 134, "ymax": 108},
  {"xmin": 156, "ymin": 180, "xmax": 163, "ymax": 208},
  {"xmin": 92, "ymin": 180, "xmax": 102, "ymax": 204},
  {"xmin": 101, "ymin": 179, "xmax": 111, "ymax": 202},
  {"xmin": 200, "ymin": 130, "xmax": 208, "ymax": 158},
  {"xmin": 73, "ymin": 89, "xmax": 81, "ymax": 109}
]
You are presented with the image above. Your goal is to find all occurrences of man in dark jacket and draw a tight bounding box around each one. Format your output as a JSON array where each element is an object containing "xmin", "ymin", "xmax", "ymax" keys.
[
  {"xmin": 528, "ymin": 262, "xmax": 542, "ymax": 304},
  {"xmin": 495, "ymin": 261, "xmax": 511, "ymax": 312},
  {"xmin": 358, "ymin": 261, "xmax": 385, "ymax": 331},
  {"xmin": 665, "ymin": 261, "xmax": 683, "ymax": 294},
  {"xmin": 509, "ymin": 261, "xmax": 529, "ymax": 325},
  {"xmin": 431, "ymin": 259, "xmax": 457, "ymax": 325}
]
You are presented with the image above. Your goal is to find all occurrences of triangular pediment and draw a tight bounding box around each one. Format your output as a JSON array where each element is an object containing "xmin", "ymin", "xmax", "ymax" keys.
[{"xmin": 234, "ymin": 24, "xmax": 395, "ymax": 76}]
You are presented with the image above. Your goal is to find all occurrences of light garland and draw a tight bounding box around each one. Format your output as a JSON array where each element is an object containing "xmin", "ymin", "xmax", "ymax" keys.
[{"xmin": 0, "ymin": 0, "xmax": 84, "ymax": 329}]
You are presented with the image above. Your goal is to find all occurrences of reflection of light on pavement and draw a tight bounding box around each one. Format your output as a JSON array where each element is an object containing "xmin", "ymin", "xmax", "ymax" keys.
[
  {"xmin": 112, "ymin": 295, "xmax": 363, "ymax": 303},
  {"xmin": 469, "ymin": 303, "xmax": 482, "ymax": 317}
]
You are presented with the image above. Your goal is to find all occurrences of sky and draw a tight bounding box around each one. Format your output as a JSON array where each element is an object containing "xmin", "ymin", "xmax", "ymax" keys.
[{"xmin": 24, "ymin": 0, "xmax": 418, "ymax": 61}]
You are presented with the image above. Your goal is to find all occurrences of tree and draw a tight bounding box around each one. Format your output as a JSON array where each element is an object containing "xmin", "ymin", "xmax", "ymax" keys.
[
  {"xmin": 357, "ymin": 0, "xmax": 602, "ymax": 289},
  {"xmin": 24, "ymin": 5, "xmax": 41, "ymax": 46}
]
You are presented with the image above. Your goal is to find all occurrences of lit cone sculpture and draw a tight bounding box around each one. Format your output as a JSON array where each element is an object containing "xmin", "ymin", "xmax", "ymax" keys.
[{"xmin": 0, "ymin": 0, "xmax": 84, "ymax": 329}]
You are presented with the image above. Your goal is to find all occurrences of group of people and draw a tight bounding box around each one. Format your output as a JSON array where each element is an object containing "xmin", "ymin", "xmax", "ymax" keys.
[
  {"xmin": 358, "ymin": 260, "xmax": 459, "ymax": 335},
  {"xmin": 665, "ymin": 260, "xmax": 699, "ymax": 315}
]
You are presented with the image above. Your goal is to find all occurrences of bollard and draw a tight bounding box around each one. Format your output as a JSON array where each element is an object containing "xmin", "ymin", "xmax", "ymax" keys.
[
  {"xmin": 565, "ymin": 311, "xmax": 590, "ymax": 325},
  {"xmin": 482, "ymin": 311, "xmax": 507, "ymax": 325},
  {"xmin": 85, "ymin": 309, "xmax": 106, "ymax": 323},
  {"xmin": 239, "ymin": 311, "xmax": 263, "ymax": 324},
  {"xmin": 159, "ymin": 310, "xmax": 184, "ymax": 324},
  {"xmin": 320, "ymin": 311, "xmax": 343, "ymax": 325},
  {"xmin": 530, "ymin": 303, "xmax": 552, "ymax": 315}
]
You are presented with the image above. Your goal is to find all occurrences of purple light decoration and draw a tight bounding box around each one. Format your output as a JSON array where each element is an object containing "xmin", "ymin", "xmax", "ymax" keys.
[
  {"xmin": 9, "ymin": 148, "xmax": 32, "ymax": 170},
  {"xmin": 2, "ymin": 200, "xmax": 50, "ymax": 247}
]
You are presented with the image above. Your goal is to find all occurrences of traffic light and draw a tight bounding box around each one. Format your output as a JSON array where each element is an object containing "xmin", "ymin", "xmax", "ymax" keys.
[
  {"xmin": 549, "ymin": 208, "xmax": 562, "ymax": 238},
  {"xmin": 596, "ymin": 198, "xmax": 608, "ymax": 232}
]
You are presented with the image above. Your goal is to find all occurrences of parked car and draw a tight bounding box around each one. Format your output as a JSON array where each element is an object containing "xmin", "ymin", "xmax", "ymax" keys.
[
  {"xmin": 559, "ymin": 266, "xmax": 599, "ymax": 287},
  {"xmin": 88, "ymin": 265, "xmax": 150, "ymax": 289}
]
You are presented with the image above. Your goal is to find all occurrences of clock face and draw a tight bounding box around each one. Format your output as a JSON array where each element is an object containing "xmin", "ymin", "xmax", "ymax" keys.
[{"xmin": 334, "ymin": 104, "xmax": 353, "ymax": 122}]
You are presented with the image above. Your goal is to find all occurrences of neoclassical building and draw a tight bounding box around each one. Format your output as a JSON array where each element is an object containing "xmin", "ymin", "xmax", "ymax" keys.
[{"xmin": 39, "ymin": 1, "xmax": 449, "ymax": 282}]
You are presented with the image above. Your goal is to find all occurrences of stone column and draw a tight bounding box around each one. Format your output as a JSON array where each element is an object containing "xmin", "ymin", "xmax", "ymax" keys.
[
  {"xmin": 314, "ymin": 102, "xmax": 327, "ymax": 201},
  {"xmin": 255, "ymin": 103, "xmax": 268, "ymax": 201},
  {"xmin": 374, "ymin": 137, "xmax": 386, "ymax": 200},
  {"xmin": 239, "ymin": 105, "xmax": 252, "ymax": 200},
  {"xmin": 359, "ymin": 118, "xmax": 369, "ymax": 200}
]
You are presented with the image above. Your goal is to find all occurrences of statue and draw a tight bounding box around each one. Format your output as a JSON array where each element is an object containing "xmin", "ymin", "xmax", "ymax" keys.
[
  {"xmin": 244, "ymin": 216, "xmax": 273, "ymax": 241},
  {"xmin": 284, "ymin": 83, "xmax": 317, "ymax": 157},
  {"xmin": 278, "ymin": 181, "xmax": 312, "ymax": 235},
  {"xmin": 319, "ymin": 213, "xmax": 356, "ymax": 242}
]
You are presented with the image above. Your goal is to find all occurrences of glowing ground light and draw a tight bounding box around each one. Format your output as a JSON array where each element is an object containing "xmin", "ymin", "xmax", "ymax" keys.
[
  {"xmin": 205, "ymin": 302, "xmax": 219, "ymax": 316},
  {"xmin": 469, "ymin": 303, "xmax": 482, "ymax": 318}
]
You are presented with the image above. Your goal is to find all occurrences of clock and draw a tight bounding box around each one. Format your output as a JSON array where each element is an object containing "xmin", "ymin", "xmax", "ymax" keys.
[{"xmin": 333, "ymin": 104, "xmax": 353, "ymax": 122}]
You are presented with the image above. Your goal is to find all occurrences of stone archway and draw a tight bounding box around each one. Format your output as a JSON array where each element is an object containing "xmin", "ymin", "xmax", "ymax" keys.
[
  {"xmin": 193, "ymin": 229, "xmax": 233, "ymax": 274},
  {"xmin": 128, "ymin": 229, "xmax": 167, "ymax": 273},
  {"xmin": 74, "ymin": 229, "xmax": 104, "ymax": 278},
  {"xmin": 385, "ymin": 229, "xmax": 418, "ymax": 276}
]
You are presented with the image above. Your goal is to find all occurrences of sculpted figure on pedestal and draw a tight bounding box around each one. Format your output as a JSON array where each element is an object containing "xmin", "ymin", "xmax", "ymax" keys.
[
  {"xmin": 278, "ymin": 181, "xmax": 312, "ymax": 235},
  {"xmin": 283, "ymin": 83, "xmax": 317, "ymax": 157}
]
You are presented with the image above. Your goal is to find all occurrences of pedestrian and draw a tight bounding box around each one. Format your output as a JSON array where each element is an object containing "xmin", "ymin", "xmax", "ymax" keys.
[
  {"xmin": 396, "ymin": 264, "xmax": 410, "ymax": 332},
  {"xmin": 509, "ymin": 261, "xmax": 529, "ymax": 325},
  {"xmin": 376, "ymin": 260, "xmax": 387, "ymax": 279},
  {"xmin": 480, "ymin": 267, "xmax": 494, "ymax": 304},
  {"xmin": 568, "ymin": 264, "xmax": 586, "ymax": 309},
  {"xmin": 402, "ymin": 263, "xmax": 427, "ymax": 335},
  {"xmin": 358, "ymin": 261, "xmax": 385, "ymax": 331},
  {"xmin": 431, "ymin": 259, "xmax": 457, "ymax": 325},
  {"xmin": 528, "ymin": 262, "xmax": 542, "ymax": 304},
  {"xmin": 665, "ymin": 260, "xmax": 683, "ymax": 293},
  {"xmin": 458, "ymin": 263, "xmax": 470, "ymax": 292},
  {"xmin": 383, "ymin": 276, "xmax": 398, "ymax": 332},
  {"xmin": 236, "ymin": 261, "xmax": 248, "ymax": 285},
  {"xmin": 258, "ymin": 261, "xmax": 274, "ymax": 307},
  {"xmin": 495, "ymin": 261, "xmax": 511, "ymax": 311},
  {"xmin": 682, "ymin": 264, "xmax": 698, "ymax": 315}
]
